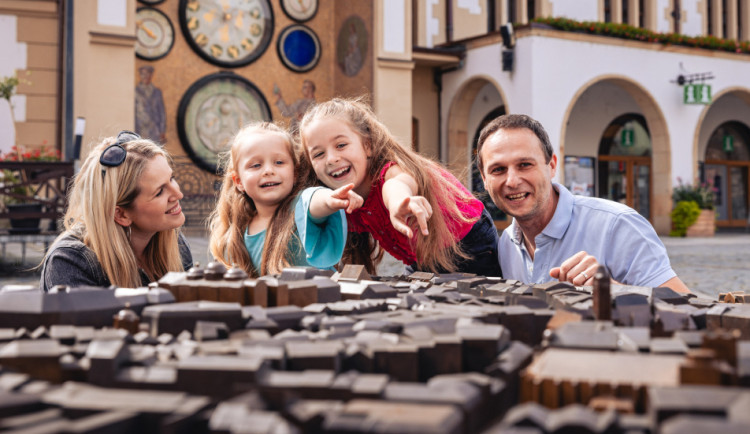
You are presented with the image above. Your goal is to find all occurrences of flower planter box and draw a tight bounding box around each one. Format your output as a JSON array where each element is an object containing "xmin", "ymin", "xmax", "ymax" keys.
[
  {"xmin": 685, "ymin": 209, "xmax": 715, "ymax": 237},
  {"xmin": 7, "ymin": 203, "xmax": 42, "ymax": 234}
]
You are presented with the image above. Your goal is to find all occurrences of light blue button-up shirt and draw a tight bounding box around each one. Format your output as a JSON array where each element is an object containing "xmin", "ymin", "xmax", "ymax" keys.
[{"xmin": 499, "ymin": 183, "xmax": 676, "ymax": 287}]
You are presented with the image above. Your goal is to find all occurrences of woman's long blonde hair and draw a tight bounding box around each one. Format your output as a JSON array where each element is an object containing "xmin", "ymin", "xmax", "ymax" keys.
[
  {"xmin": 208, "ymin": 122, "xmax": 310, "ymax": 276},
  {"xmin": 299, "ymin": 97, "xmax": 476, "ymax": 273},
  {"xmin": 48, "ymin": 136, "xmax": 185, "ymax": 288}
]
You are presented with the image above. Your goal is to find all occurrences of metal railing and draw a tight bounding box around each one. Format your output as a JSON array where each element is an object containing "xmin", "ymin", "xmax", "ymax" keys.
[{"xmin": 0, "ymin": 161, "xmax": 74, "ymax": 225}]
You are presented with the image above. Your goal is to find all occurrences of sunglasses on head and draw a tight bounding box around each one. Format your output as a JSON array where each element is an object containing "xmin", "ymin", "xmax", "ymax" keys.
[{"xmin": 100, "ymin": 130, "xmax": 140, "ymax": 177}]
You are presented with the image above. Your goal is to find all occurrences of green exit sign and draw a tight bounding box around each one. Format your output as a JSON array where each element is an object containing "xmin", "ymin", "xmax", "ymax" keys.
[
  {"xmin": 723, "ymin": 135, "xmax": 734, "ymax": 152},
  {"xmin": 684, "ymin": 84, "xmax": 712, "ymax": 104},
  {"xmin": 621, "ymin": 129, "xmax": 634, "ymax": 147}
]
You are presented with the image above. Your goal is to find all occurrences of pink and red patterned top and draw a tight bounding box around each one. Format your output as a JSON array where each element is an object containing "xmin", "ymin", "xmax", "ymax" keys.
[{"xmin": 347, "ymin": 162, "xmax": 484, "ymax": 264}]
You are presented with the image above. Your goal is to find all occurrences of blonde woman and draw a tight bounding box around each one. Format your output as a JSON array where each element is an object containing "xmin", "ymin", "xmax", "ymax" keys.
[{"xmin": 40, "ymin": 131, "xmax": 192, "ymax": 291}]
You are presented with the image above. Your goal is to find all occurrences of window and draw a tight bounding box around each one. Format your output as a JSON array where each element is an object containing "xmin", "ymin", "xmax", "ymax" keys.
[
  {"xmin": 639, "ymin": 0, "xmax": 646, "ymax": 28},
  {"xmin": 527, "ymin": 0, "xmax": 536, "ymax": 22},
  {"xmin": 707, "ymin": 0, "xmax": 714, "ymax": 35},
  {"xmin": 722, "ymin": 0, "xmax": 729, "ymax": 38},
  {"xmin": 622, "ymin": 0, "xmax": 629, "ymax": 25},
  {"xmin": 604, "ymin": 0, "xmax": 613, "ymax": 22}
]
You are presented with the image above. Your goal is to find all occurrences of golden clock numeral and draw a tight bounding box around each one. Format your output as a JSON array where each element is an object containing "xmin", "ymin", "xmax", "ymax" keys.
[
  {"xmin": 195, "ymin": 33, "xmax": 209, "ymax": 46},
  {"xmin": 250, "ymin": 8, "xmax": 260, "ymax": 19},
  {"xmin": 227, "ymin": 46, "xmax": 239, "ymax": 59},
  {"xmin": 220, "ymin": 24, "xmax": 230, "ymax": 43},
  {"xmin": 210, "ymin": 44, "xmax": 223, "ymax": 57},
  {"xmin": 187, "ymin": 1, "xmax": 200, "ymax": 12},
  {"xmin": 241, "ymin": 38, "xmax": 254, "ymax": 51},
  {"xmin": 250, "ymin": 23, "xmax": 261, "ymax": 36},
  {"xmin": 187, "ymin": 16, "xmax": 200, "ymax": 31}
]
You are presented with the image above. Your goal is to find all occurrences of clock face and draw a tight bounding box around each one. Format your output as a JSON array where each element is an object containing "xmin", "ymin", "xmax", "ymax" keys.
[
  {"xmin": 281, "ymin": 0, "xmax": 318, "ymax": 22},
  {"xmin": 135, "ymin": 7, "xmax": 174, "ymax": 60},
  {"xmin": 178, "ymin": 0, "xmax": 274, "ymax": 68},
  {"xmin": 277, "ymin": 24, "xmax": 320, "ymax": 73},
  {"xmin": 177, "ymin": 72, "xmax": 272, "ymax": 173}
]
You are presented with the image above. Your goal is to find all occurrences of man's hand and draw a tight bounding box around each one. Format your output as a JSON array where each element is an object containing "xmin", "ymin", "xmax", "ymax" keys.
[
  {"xmin": 549, "ymin": 250, "xmax": 600, "ymax": 286},
  {"xmin": 389, "ymin": 195, "xmax": 433, "ymax": 239},
  {"xmin": 327, "ymin": 183, "xmax": 363, "ymax": 214}
]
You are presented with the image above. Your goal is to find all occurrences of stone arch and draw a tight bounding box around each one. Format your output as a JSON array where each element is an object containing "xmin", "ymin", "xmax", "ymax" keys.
[
  {"xmin": 560, "ymin": 75, "xmax": 671, "ymax": 233},
  {"xmin": 693, "ymin": 86, "xmax": 750, "ymax": 171},
  {"xmin": 445, "ymin": 75, "xmax": 507, "ymax": 185}
]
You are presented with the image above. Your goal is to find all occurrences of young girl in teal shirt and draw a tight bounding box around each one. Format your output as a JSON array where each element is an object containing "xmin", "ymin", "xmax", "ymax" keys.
[{"xmin": 208, "ymin": 122, "xmax": 361, "ymax": 276}]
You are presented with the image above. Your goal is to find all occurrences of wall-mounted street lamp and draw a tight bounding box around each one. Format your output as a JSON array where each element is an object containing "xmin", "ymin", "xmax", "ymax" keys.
[{"xmin": 500, "ymin": 23, "xmax": 515, "ymax": 72}]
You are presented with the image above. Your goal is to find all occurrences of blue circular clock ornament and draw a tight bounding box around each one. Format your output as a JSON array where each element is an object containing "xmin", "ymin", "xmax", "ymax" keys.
[{"xmin": 277, "ymin": 24, "xmax": 320, "ymax": 73}]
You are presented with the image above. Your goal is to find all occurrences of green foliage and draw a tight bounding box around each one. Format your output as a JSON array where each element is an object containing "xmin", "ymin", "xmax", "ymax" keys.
[
  {"xmin": 672, "ymin": 178, "xmax": 715, "ymax": 210},
  {"xmin": 670, "ymin": 200, "xmax": 701, "ymax": 237},
  {"xmin": 0, "ymin": 71, "xmax": 31, "ymax": 102},
  {"xmin": 1, "ymin": 169, "xmax": 31, "ymax": 205},
  {"xmin": 532, "ymin": 17, "xmax": 750, "ymax": 55}
]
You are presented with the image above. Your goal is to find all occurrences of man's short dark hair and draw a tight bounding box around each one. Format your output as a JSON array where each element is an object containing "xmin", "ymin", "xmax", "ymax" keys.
[{"xmin": 476, "ymin": 114, "xmax": 553, "ymax": 173}]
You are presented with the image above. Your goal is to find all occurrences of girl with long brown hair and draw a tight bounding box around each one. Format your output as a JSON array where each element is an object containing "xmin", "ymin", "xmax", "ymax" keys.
[
  {"xmin": 208, "ymin": 122, "xmax": 359, "ymax": 276},
  {"xmin": 299, "ymin": 97, "xmax": 502, "ymax": 276}
]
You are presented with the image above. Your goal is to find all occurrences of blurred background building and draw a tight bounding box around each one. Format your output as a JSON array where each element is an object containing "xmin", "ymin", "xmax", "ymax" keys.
[{"xmin": 1, "ymin": 0, "xmax": 749, "ymax": 234}]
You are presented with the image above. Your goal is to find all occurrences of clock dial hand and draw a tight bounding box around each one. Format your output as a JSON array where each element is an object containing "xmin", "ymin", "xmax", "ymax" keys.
[{"xmin": 136, "ymin": 20, "xmax": 157, "ymax": 39}]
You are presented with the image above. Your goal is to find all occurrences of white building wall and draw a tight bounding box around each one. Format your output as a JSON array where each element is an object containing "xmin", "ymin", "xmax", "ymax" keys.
[
  {"xmin": 441, "ymin": 35, "xmax": 750, "ymax": 186},
  {"xmin": 656, "ymin": 0, "xmax": 673, "ymax": 33},
  {"xmin": 681, "ymin": 0, "xmax": 704, "ymax": 36},
  {"xmin": 550, "ymin": 0, "xmax": 600, "ymax": 21},
  {"xmin": 0, "ymin": 14, "xmax": 27, "ymax": 154}
]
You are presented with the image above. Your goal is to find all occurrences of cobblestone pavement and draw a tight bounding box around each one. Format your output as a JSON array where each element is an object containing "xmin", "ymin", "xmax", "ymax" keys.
[
  {"xmin": 661, "ymin": 233, "xmax": 750, "ymax": 299},
  {"xmin": 2, "ymin": 231, "xmax": 748, "ymax": 300}
]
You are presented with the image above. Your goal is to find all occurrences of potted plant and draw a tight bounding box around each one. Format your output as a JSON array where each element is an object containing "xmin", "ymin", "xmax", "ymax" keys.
[
  {"xmin": 1, "ymin": 71, "xmax": 31, "ymax": 150},
  {"xmin": 1, "ymin": 143, "xmax": 61, "ymax": 233},
  {"xmin": 670, "ymin": 177, "xmax": 716, "ymax": 237}
]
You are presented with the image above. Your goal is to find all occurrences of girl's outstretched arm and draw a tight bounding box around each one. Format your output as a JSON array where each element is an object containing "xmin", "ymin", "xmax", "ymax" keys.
[
  {"xmin": 382, "ymin": 164, "xmax": 433, "ymax": 238},
  {"xmin": 309, "ymin": 183, "xmax": 364, "ymax": 219}
]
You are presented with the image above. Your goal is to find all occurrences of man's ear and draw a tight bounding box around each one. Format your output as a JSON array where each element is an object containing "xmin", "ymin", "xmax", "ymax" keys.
[
  {"xmin": 114, "ymin": 206, "xmax": 132, "ymax": 228},
  {"xmin": 549, "ymin": 154, "xmax": 558, "ymax": 178}
]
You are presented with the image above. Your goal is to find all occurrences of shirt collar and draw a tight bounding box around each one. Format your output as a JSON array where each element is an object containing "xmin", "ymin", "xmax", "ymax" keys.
[
  {"xmin": 542, "ymin": 182, "xmax": 574, "ymax": 240},
  {"xmin": 507, "ymin": 182, "xmax": 574, "ymax": 243}
]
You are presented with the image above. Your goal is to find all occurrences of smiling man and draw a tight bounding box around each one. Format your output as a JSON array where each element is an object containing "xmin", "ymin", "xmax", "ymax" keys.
[{"xmin": 477, "ymin": 114, "xmax": 690, "ymax": 293}]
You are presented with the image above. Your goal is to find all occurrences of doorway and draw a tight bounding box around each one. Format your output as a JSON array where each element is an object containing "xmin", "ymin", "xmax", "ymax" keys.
[
  {"xmin": 704, "ymin": 121, "xmax": 750, "ymax": 227},
  {"xmin": 597, "ymin": 114, "xmax": 652, "ymax": 220}
]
